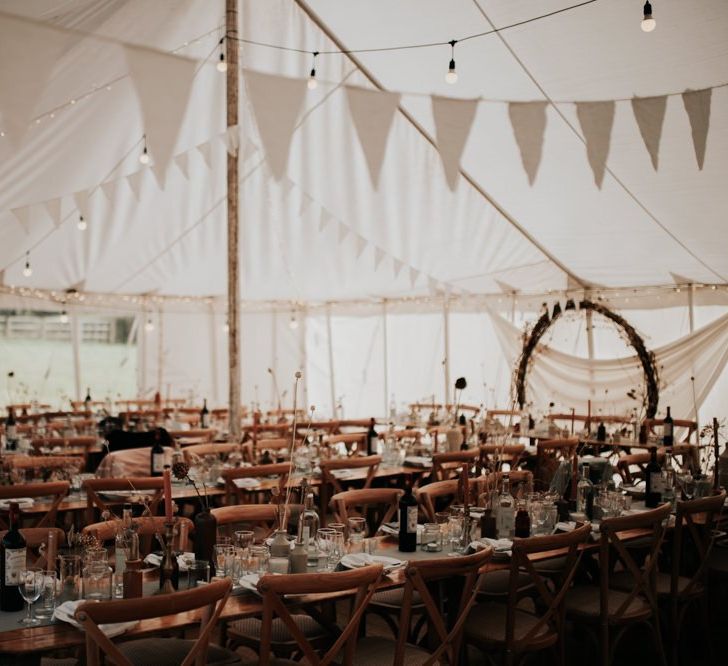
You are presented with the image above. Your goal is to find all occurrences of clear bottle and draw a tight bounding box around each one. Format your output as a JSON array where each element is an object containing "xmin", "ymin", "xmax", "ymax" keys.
[
  {"xmin": 115, "ymin": 505, "xmax": 132, "ymax": 579},
  {"xmin": 496, "ymin": 474, "xmax": 515, "ymax": 538},
  {"xmin": 576, "ymin": 463, "xmax": 594, "ymax": 519},
  {"xmin": 297, "ymin": 492, "xmax": 320, "ymax": 566}
]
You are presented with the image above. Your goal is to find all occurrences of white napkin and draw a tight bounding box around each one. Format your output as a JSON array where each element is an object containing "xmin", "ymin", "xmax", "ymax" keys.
[
  {"xmin": 54, "ymin": 600, "xmax": 137, "ymax": 637},
  {"xmin": 0, "ymin": 498, "xmax": 34, "ymax": 509},
  {"xmin": 233, "ymin": 478, "xmax": 261, "ymax": 489},
  {"xmin": 144, "ymin": 552, "xmax": 194, "ymax": 571},
  {"xmin": 555, "ymin": 521, "xmax": 576, "ymax": 532},
  {"xmin": 340, "ymin": 553, "xmax": 403, "ymax": 571},
  {"xmin": 472, "ymin": 538, "xmax": 512, "ymax": 553},
  {"xmin": 331, "ymin": 469, "xmax": 355, "ymax": 479},
  {"xmin": 404, "ymin": 456, "xmax": 432, "ymax": 468}
]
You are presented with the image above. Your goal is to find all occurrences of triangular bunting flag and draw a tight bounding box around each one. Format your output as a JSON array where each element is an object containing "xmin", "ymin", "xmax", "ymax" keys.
[
  {"xmin": 576, "ymin": 101, "xmax": 615, "ymax": 188},
  {"xmin": 11, "ymin": 206, "xmax": 31, "ymax": 234},
  {"xmin": 280, "ymin": 177, "xmax": 295, "ymax": 200},
  {"xmin": 125, "ymin": 46, "xmax": 196, "ymax": 175},
  {"xmin": 508, "ymin": 102, "xmax": 548, "ymax": 186},
  {"xmin": 354, "ymin": 234, "xmax": 367, "ymax": 258},
  {"xmin": 345, "ymin": 86, "xmax": 400, "ymax": 189},
  {"xmin": 243, "ymin": 69, "xmax": 307, "ymax": 180},
  {"xmin": 72, "ymin": 190, "xmax": 90, "ymax": 218},
  {"xmin": 242, "ymin": 137, "xmax": 258, "ymax": 161},
  {"xmin": 409, "ymin": 266, "xmax": 420, "ymax": 288},
  {"xmin": 669, "ymin": 272, "xmax": 696, "ymax": 286},
  {"xmin": 374, "ymin": 247, "xmax": 385, "ymax": 270},
  {"xmin": 196, "ymin": 141, "xmax": 212, "ymax": 168},
  {"xmin": 495, "ymin": 279, "xmax": 518, "ymax": 294},
  {"xmin": 318, "ymin": 209, "xmax": 333, "ymax": 232},
  {"xmin": 631, "ymin": 95, "xmax": 667, "ymax": 170},
  {"xmin": 337, "ymin": 221, "xmax": 350, "ymax": 244},
  {"xmin": 431, "ymin": 96, "xmax": 479, "ymax": 190},
  {"xmin": 681, "ymin": 88, "xmax": 711, "ymax": 170},
  {"xmin": 223, "ymin": 125, "xmax": 240, "ymax": 156},
  {"xmin": 173, "ymin": 152, "xmax": 189, "ymax": 180},
  {"xmin": 150, "ymin": 164, "xmax": 167, "ymax": 190},
  {"xmin": 299, "ymin": 193, "xmax": 313, "ymax": 217},
  {"xmin": 43, "ymin": 198, "xmax": 62, "ymax": 227},
  {"xmin": 427, "ymin": 276, "xmax": 438, "ymax": 293},
  {"xmin": 126, "ymin": 170, "xmax": 146, "ymax": 201},
  {"xmin": 99, "ymin": 180, "xmax": 117, "ymax": 202},
  {"xmin": 0, "ymin": 15, "xmax": 69, "ymax": 145},
  {"xmin": 392, "ymin": 258, "xmax": 404, "ymax": 279}
]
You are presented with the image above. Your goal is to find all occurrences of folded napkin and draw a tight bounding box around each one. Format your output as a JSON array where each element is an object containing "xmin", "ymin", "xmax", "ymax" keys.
[
  {"xmin": 54, "ymin": 600, "xmax": 138, "ymax": 637},
  {"xmin": 340, "ymin": 553, "xmax": 404, "ymax": 572},
  {"xmin": 555, "ymin": 521, "xmax": 576, "ymax": 532},
  {"xmin": 233, "ymin": 478, "xmax": 261, "ymax": 489},
  {"xmin": 331, "ymin": 469, "xmax": 356, "ymax": 479},
  {"xmin": 403, "ymin": 456, "xmax": 432, "ymax": 468},
  {"xmin": 144, "ymin": 552, "xmax": 194, "ymax": 571},
  {"xmin": 0, "ymin": 498, "xmax": 34, "ymax": 509},
  {"xmin": 471, "ymin": 538, "xmax": 512, "ymax": 553}
]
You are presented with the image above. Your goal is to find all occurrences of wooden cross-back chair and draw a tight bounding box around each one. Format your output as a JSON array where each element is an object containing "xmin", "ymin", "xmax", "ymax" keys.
[
  {"xmin": 431, "ymin": 449, "xmax": 479, "ymax": 482},
  {"xmin": 83, "ymin": 477, "xmax": 165, "ymax": 524},
  {"xmin": 480, "ymin": 444, "xmax": 526, "ymax": 469},
  {"xmin": 535, "ymin": 439, "xmax": 579, "ymax": 490},
  {"xmin": 643, "ymin": 418, "xmax": 697, "ymax": 444},
  {"xmin": 211, "ymin": 504, "xmax": 279, "ymax": 542},
  {"xmin": 169, "ymin": 429, "xmax": 218, "ymax": 443},
  {"xmin": 254, "ymin": 564, "xmax": 384, "ymax": 666},
  {"xmin": 75, "ymin": 578, "xmax": 234, "ymax": 666},
  {"xmin": 329, "ymin": 488, "xmax": 403, "ymax": 536},
  {"xmin": 221, "ymin": 462, "xmax": 290, "ymax": 505},
  {"xmin": 182, "ymin": 442, "xmax": 243, "ymax": 466},
  {"xmin": 566, "ymin": 503, "xmax": 671, "ymax": 666},
  {"xmin": 616, "ymin": 449, "xmax": 666, "ymax": 485},
  {"xmin": 379, "ymin": 429, "xmax": 422, "ymax": 443},
  {"xmin": 6, "ymin": 455, "xmax": 84, "ymax": 474},
  {"xmin": 358, "ymin": 546, "xmax": 494, "ymax": 665},
  {"xmin": 0, "ymin": 527, "xmax": 65, "ymax": 569},
  {"xmin": 324, "ymin": 432, "xmax": 367, "ymax": 455},
  {"xmin": 416, "ymin": 478, "xmax": 479, "ymax": 522},
  {"xmin": 479, "ymin": 470, "xmax": 534, "ymax": 501},
  {"xmin": 82, "ymin": 516, "xmax": 194, "ymax": 556},
  {"xmin": 465, "ymin": 523, "xmax": 592, "ymax": 666},
  {"xmin": 319, "ymin": 454, "xmax": 381, "ymax": 496},
  {"xmin": 0, "ymin": 481, "xmax": 69, "ymax": 530}
]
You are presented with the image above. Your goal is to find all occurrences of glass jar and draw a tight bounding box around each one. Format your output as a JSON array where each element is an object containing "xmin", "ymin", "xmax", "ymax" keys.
[
  {"xmin": 421, "ymin": 523, "xmax": 442, "ymax": 552},
  {"xmin": 83, "ymin": 562, "xmax": 112, "ymax": 601}
]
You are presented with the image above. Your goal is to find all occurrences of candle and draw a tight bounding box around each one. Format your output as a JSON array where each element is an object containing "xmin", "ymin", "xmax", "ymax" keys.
[
  {"xmin": 460, "ymin": 464, "xmax": 469, "ymax": 509},
  {"xmin": 163, "ymin": 467, "xmax": 173, "ymax": 522}
]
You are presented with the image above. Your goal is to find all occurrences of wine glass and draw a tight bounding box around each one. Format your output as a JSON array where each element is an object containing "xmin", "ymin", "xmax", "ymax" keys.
[
  {"xmin": 19, "ymin": 568, "xmax": 43, "ymax": 625},
  {"xmin": 316, "ymin": 528, "xmax": 336, "ymax": 571}
]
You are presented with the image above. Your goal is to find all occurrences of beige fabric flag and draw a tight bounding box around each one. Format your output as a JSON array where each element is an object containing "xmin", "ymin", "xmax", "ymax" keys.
[
  {"xmin": 0, "ymin": 14, "xmax": 68, "ymax": 145},
  {"xmin": 576, "ymin": 101, "xmax": 615, "ymax": 188},
  {"xmin": 125, "ymin": 46, "xmax": 196, "ymax": 177},
  {"xmin": 72, "ymin": 190, "xmax": 90, "ymax": 218},
  {"xmin": 345, "ymin": 86, "xmax": 400, "ymax": 189},
  {"xmin": 682, "ymin": 88, "xmax": 711, "ymax": 170},
  {"xmin": 408, "ymin": 266, "xmax": 420, "ymax": 288},
  {"xmin": 196, "ymin": 141, "xmax": 212, "ymax": 168},
  {"xmin": 337, "ymin": 221, "xmax": 350, "ymax": 244},
  {"xmin": 631, "ymin": 95, "xmax": 667, "ymax": 170},
  {"xmin": 100, "ymin": 180, "xmax": 117, "ymax": 202},
  {"xmin": 374, "ymin": 246, "xmax": 385, "ymax": 270},
  {"xmin": 10, "ymin": 206, "xmax": 31, "ymax": 234},
  {"xmin": 392, "ymin": 258, "xmax": 404, "ymax": 278},
  {"xmin": 174, "ymin": 152, "xmax": 189, "ymax": 180},
  {"xmin": 126, "ymin": 170, "xmax": 146, "ymax": 201},
  {"xmin": 354, "ymin": 234, "xmax": 367, "ymax": 258},
  {"xmin": 243, "ymin": 70, "xmax": 307, "ymax": 180},
  {"xmin": 431, "ymin": 96, "xmax": 479, "ymax": 190},
  {"xmin": 319, "ymin": 209, "xmax": 333, "ymax": 232},
  {"xmin": 508, "ymin": 102, "xmax": 548, "ymax": 186},
  {"xmin": 43, "ymin": 198, "xmax": 62, "ymax": 227}
]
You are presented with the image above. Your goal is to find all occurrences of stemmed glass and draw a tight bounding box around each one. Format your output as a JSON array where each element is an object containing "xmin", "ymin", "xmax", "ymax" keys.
[{"xmin": 19, "ymin": 568, "xmax": 43, "ymax": 625}]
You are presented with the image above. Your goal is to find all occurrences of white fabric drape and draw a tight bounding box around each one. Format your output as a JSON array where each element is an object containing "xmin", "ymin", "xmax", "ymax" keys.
[{"xmin": 489, "ymin": 308, "xmax": 728, "ymax": 418}]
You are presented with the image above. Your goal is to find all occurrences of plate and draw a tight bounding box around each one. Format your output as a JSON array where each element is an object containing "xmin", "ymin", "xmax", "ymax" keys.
[
  {"xmin": 0, "ymin": 498, "xmax": 34, "ymax": 509},
  {"xmin": 340, "ymin": 554, "xmax": 403, "ymax": 572}
]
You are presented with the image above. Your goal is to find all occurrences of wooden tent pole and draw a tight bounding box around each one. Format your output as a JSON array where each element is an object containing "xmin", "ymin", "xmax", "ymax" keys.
[{"xmin": 226, "ymin": 0, "xmax": 241, "ymax": 440}]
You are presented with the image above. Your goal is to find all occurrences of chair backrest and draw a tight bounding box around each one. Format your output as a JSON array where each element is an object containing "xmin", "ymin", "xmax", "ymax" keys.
[
  {"xmin": 76, "ymin": 577, "xmax": 232, "ymax": 666},
  {"xmin": 0, "ymin": 481, "xmax": 69, "ymax": 530},
  {"xmin": 501, "ymin": 523, "xmax": 592, "ymax": 653},
  {"xmin": 319, "ymin": 455, "xmax": 382, "ymax": 495},
  {"xmin": 479, "ymin": 444, "xmax": 525, "ymax": 468},
  {"xmin": 431, "ymin": 449, "xmax": 479, "ymax": 482},
  {"xmin": 0, "ymin": 527, "xmax": 66, "ymax": 568},
  {"xmin": 394, "ymin": 546, "xmax": 494, "ymax": 665},
  {"xmin": 537, "ymin": 438, "xmax": 578, "ymax": 458},
  {"xmin": 479, "ymin": 470, "xmax": 534, "ymax": 501},
  {"xmin": 82, "ymin": 517, "xmax": 194, "ymax": 554},
  {"xmin": 644, "ymin": 418, "xmax": 697, "ymax": 443},
  {"xmin": 83, "ymin": 477, "xmax": 165, "ymax": 525},
  {"xmin": 5, "ymin": 455, "xmax": 84, "ymax": 472},
  {"xmin": 598, "ymin": 503, "xmax": 672, "ymax": 622},
  {"xmin": 182, "ymin": 442, "xmax": 242, "ymax": 466},
  {"xmin": 221, "ymin": 462, "xmax": 290, "ymax": 504},
  {"xmin": 257, "ymin": 564, "xmax": 383, "ymax": 666},
  {"xmin": 616, "ymin": 449, "xmax": 666, "ymax": 484},
  {"xmin": 329, "ymin": 488, "xmax": 403, "ymax": 534},
  {"xmin": 670, "ymin": 490, "xmax": 726, "ymax": 597},
  {"xmin": 378, "ymin": 429, "xmax": 422, "ymax": 443},
  {"xmin": 416, "ymin": 479, "xmax": 479, "ymax": 522},
  {"xmin": 211, "ymin": 504, "xmax": 279, "ymax": 540},
  {"xmin": 324, "ymin": 433, "xmax": 367, "ymax": 455},
  {"xmin": 31, "ymin": 436, "xmax": 98, "ymax": 451},
  {"xmin": 170, "ymin": 429, "xmax": 217, "ymax": 443}
]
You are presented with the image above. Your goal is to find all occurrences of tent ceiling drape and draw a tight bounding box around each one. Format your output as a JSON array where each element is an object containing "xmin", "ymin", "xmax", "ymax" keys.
[{"xmin": 0, "ymin": 0, "xmax": 726, "ymax": 306}]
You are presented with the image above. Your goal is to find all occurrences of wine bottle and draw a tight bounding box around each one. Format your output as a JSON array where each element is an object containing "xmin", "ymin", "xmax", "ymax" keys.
[
  {"xmin": 496, "ymin": 475, "xmax": 515, "ymax": 538},
  {"xmin": 645, "ymin": 447, "xmax": 663, "ymax": 508},
  {"xmin": 576, "ymin": 463, "xmax": 594, "ymax": 519},
  {"xmin": 398, "ymin": 486, "xmax": 418, "ymax": 552},
  {"xmin": 662, "ymin": 406, "xmax": 674, "ymax": 446},
  {"xmin": 150, "ymin": 433, "xmax": 165, "ymax": 477},
  {"xmin": 480, "ymin": 508, "xmax": 497, "ymax": 539},
  {"xmin": 200, "ymin": 399, "xmax": 209, "ymax": 429},
  {"xmin": 84, "ymin": 388, "xmax": 92, "ymax": 413},
  {"xmin": 514, "ymin": 501, "xmax": 530, "ymax": 538},
  {"xmin": 366, "ymin": 418, "xmax": 378, "ymax": 456},
  {"xmin": 1, "ymin": 502, "xmax": 26, "ymax": 611},
  {"xmin": 5, "ymin": 408, "xmax": 17, "ymax": 451},
  {"xmin": 596, "ymin": 421, "xmax": 606, "ymax": 442}
]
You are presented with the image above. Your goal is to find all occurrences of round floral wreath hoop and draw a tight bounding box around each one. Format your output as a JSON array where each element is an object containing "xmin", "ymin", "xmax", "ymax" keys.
[{"xmin": 514, "ymin": 299, "xmax": 659, "ymax": 419}]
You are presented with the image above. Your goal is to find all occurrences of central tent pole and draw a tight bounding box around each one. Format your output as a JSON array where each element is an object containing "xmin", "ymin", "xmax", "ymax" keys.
[
  {"xmin": 443, "ymin": 295, "xmax": 451, "ymax": 408},
  {"xmin": 226, "ymin": 0, "xmax": 241, "ymax": 440},
  {"xmin": 382, "ymin": 300, "xmax": 389, "ymax": 419}
]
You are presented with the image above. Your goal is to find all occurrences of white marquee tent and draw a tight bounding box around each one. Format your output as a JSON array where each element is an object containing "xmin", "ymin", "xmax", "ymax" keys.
[{"xmin": 0, "ymin": 0, "xmax": 726, "ymax": 422}]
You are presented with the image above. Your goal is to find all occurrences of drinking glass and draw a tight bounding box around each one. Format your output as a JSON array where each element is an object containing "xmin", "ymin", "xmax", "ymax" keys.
[
  {"xmin": 347, "ymin": 517, "xmax": 367, "ymax": 553},
  {"xmin": 18, "ymin": 568, "xmax": 43, "ymax": 625},
  {"xmin": 83, "ymin": 562, "xmax": 112, "ymax": 601},
  {"xmin": 677, "ymin": 472, "xmax": 695, "ymax": 500},
  {"xmin": 528, "ymin": 500, "xmax": 545, "ymax": 536},
  {"xmin": 331, "ymin": 531, "xmax": 346, "ymax": 565},
  {"xmin": 421, "ymin": 523, "xmax": 442, "ymax": 552},
  {"xmin": 187, "ymin": 560, "xmax": 210, "ymax": 589},
  {"xmin": 317, "ymin": 528, "xmax": 336, "ymax": 571},
  {"xmin": 328, "ymin": 523, "xmax": 347, "ymax": 540},
  {"xmin": 34, "ymin": 571, "xmax": 57, "ymax": 620},
  {"xmin": 447, "ymin": 515, "xmax": 463, "ymax": 554},
  {"xmin": 58, "ymin": 555, "xmax": 82, "ymax": 602},
  {"xmin": 247, "ymin": 545, "xmax": 269, "ymax": 575},
  {"xmin": 213, "ymin": 544, "xmax": 235, "ymax": 578},
  {"xmin": 216, "ymin": 535, "xmax": 232, "ymax": 546},
  {"xmin": 234, "ymin": 530, "xmax": 254, "ymax": 550}
]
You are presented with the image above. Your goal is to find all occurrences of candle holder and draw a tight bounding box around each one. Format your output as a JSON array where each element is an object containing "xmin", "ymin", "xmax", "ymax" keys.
[{"xmin": 158, "ymin": 520, "xmax": 180, "ymax": 594}]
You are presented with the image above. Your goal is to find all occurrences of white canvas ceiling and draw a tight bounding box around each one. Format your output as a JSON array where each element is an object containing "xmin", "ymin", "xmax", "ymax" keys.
[{"xmin": 0, "ymin": 0, "xmax": 727, "ymax": 307}]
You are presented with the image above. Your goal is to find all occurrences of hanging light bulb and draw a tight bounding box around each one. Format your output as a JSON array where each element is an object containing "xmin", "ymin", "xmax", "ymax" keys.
[
  {"xmin": 641, "ymin": 1, "xmax": 656, "ymax": 31},
  {"xmin": 307, "ymin": 51, "xmax": 319, "ymax": 90},
  {"xmin": 77, "ymin": 214, "xmax": 87, "ymax": 231},
  {"xmin": 22, "ymin": 252, "xmax": 32, "ymax": 277},
  {"xmin": 216, "ymin": 38, "xmax": 227, "ymax": 72},
  {"xmin": 145, "ymin": 317, "xmax": 154, "ymax": 332},
  {"xmin": 139, "ymin": 135, "xmax": 150, "ymax": 164},
  {"xmin": 445, "ymin": 40, "xmax": 458, "ymax": 84},
  {"xmin": 59, "ymin": 309, "xmax": 69, "ymax": 324},
  {"xmin": 289, "ymin": 314, "xmax": 299, "ymax": 330}
]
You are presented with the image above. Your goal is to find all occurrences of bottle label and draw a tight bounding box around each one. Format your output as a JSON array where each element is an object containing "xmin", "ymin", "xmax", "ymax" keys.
[
  {"xmin": 6, "ymin": 425, "xmax": 16, "ymax": 440},
  {"xmin": 152, "ymin": 453, "xmax": 165, "ymax": 473},
  {"xmin": 201, "ymin": 414, "xmax": 209, "ymax": 428},
  {"xmin": 650, "ymin": 472, "xmax": 664, "ymax": 495},
  {"xmin": 4, "ymin": 548, "xmax": 25, "ymax": 586},
  {"xmin": 407, "ymin": 506, "xmax": 418, "ymax": 533},
  {"xmin": 663, "ymin": 423, "xmax": 673, "ymax": 439},
  {"xmin": 496, "ymin": 508, "xmax": 514, "ymax": 538}
]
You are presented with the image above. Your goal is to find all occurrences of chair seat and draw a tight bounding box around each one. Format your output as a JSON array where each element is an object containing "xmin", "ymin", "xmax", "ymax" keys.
[
  {"xmin": 353, "ymin": 636, "xmax": 433, "ymax": 665},
  {"xmin": 118, "ymin": 638, "xmax": 241, "ymax": 666},
  {"xmin": 228, "ymin": 614, "xmax": 327, "ymax": 645},
  {"xmin": 464, "ymin": 603, "xmax": 556, "ymax": 647},
  {"xmin": 370, "ymin": 587, "xmax": 423, "ymax": 608},
  {"xmin": 565, "ymin": 585, "xmax": 652, "ymax": 623},
  {"xmin": 477, "ymin": 569, "xmax": 533, "ymax": 596},
  {"xmin": 533, "ymin": 555, "xmax": 568, "ymax": 575},
  {"xmin": 610, "ymin": 570, "xmax": 701, "ymax": 597}
]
